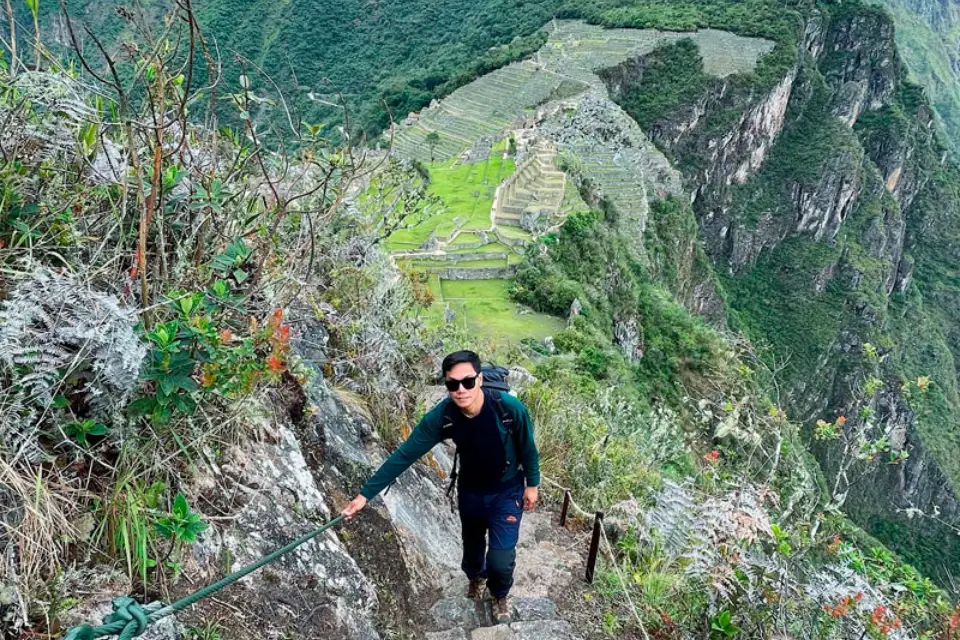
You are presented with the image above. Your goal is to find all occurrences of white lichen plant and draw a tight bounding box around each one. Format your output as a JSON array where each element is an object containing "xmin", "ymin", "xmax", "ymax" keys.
[{"xmin": 0, "ymin": 265, "xmax": 146, "ymax": 462}]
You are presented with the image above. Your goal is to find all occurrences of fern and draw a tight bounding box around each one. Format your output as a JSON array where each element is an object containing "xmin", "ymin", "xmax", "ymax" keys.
[{"xmin": 0, "ymin": 267, "xmax": 146, "ymax": 458}]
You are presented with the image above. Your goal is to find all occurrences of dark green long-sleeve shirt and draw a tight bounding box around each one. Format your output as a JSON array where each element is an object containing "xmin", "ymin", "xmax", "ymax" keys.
[{"xmin": 360, "ymin": 392, "xmax": 540, "ymax": 500}]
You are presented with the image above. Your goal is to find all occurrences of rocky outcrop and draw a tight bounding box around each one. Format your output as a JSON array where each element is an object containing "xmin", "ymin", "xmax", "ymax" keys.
[
  {"xmin": 185, "ymin": 414, "xmax": 381, "ymax": 640},
  {"xmin": 821, "ymin": 7, "xmax": 900, "ymax": 126},
  {"xmin": 613, "ymin": 317, "xmax": 643, "ymax": 362},
  {"xmin": 857, "ymin": 97, "xmax": 939, "ymax": 213},
  {"xmin": 792, "ymin": 149, "xmax": 864, "ymax": 241}
]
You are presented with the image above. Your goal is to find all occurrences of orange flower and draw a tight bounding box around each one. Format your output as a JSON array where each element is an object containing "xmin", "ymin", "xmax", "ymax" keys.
[
  {"xmin": 854, "ymin": 591, "xmax": 864, "ymax": 603},
  {"xmin": 273, "ymin": 308, "xmax": 283, "ymax": 321},
  {"xmin": 280, "ymin": 324, "xmax": 291, "ymax": 342},
  {"xmin": 201, "ymin": 370, "xmax": 216, "ymax": 387},
  {"xmin": 836, "ymin": 415, "xmax": 847, "ymax": 426},
  {"xmin": 827, "ymin": 535, "xmax": 842, "ymax": 554},
  {"xmin": 871, "ymin": 605, "xmax": 887, "ymax": 626},
  {"xmin": 267, "ymin": 355, "xmax": 284, "ymax": 372},
  {"xmin": 219, "ymin": 329, "xmax": 233, "ymax": 344}
]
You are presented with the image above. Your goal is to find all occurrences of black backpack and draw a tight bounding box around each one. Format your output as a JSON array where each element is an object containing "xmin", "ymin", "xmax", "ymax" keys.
[{"xmin": 478, "ymin": 363, "xmax": 511, "ymax": 393}]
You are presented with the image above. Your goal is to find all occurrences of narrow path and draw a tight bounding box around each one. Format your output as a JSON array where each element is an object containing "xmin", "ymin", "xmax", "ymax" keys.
[{"xmin": 424, "ymin": 512, "xmax": 586, "ymax": 640}]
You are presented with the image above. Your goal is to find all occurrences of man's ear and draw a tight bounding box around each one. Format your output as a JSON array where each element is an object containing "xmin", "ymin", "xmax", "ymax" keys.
[{"xmin": 477, "ymin": 372, "xmax": 483, "ymax": 387}]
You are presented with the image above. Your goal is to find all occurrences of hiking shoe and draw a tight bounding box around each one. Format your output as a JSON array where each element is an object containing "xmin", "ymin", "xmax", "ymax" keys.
[
  {"xmin": 466, "ymin": 577, "xmax": 487, "ymax": 600},
  {"xmin": 492, "ymin": 596, "xmax": 511, "ymax": 624}
]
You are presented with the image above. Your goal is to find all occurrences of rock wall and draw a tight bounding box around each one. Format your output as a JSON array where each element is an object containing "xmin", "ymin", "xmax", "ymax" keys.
[{"xmin": 437, "ymin": 266, "xmax": 518, "ymax": 280}]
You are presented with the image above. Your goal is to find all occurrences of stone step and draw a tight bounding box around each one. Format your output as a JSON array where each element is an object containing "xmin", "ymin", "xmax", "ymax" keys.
[
  {"xmin": 469, "ymin": 620, "xmax": 579, "ymax": 640},
  {"xmin": 430, "ymin": 597, "xmax": 481, "ymax": 632}
]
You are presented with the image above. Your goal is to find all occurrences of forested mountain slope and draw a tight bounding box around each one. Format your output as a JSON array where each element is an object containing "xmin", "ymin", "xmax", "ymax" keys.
[
  {"xmin": 876, "ymin": 0, "xmax": 960, "ymax": 155},
  {"xmin": 37, "ymin": 0, "xmax": 558, "ymax": 135}
]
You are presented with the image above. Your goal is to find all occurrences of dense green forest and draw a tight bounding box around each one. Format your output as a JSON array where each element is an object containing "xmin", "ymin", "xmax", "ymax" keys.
[{"xmin": 40, "ymin": 0, "xmax": 556, "ymax": 136}]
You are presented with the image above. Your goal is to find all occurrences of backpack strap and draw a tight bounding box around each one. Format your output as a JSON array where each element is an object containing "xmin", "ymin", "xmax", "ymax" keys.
[{"xmin": 440, "ymin": 401, "xmax": 458, "ymax": 500}]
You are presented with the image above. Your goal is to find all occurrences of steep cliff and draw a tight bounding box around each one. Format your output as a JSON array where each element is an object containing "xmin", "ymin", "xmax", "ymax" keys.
[
  {"xmin": 602, "ymin": 1, "xmax": 960, "ymax": 581},
  {"xmin": 877, "ymin": 0, "xmax": 960, "ymax": 154}
]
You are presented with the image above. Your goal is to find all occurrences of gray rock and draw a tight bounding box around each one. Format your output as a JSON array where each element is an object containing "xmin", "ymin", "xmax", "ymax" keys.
[
  {"xmin": 543, "ymin": 336, "xmax": 556, "ymax": 354},
  {"xmin": 471, "ymin": 626, "xmax": 517, "ymax": 640},
  {"xmin": 0, "ymin": 581, "xmax": 24, "ymax": 639},
  {"xmin": 511, "ymin": 620, "xmax": 579, "ymax": 639},
  {"xmin": 427, "ymin": 629, "xmax": 471, "ymax": 640},
  {"xmin": 187, "ymin": 420, "xmax": 380, "ymax": 640},
  {"xmin": 430, "ymin": 597, "xmax": 481, "ymax": 631},
  {"xmin": 507, "ymin": 366, "xmax": 536, "ymax": 388},
  {"xmin": 511, "ymin": 597, "xmax": 557, "ymax": 622}
]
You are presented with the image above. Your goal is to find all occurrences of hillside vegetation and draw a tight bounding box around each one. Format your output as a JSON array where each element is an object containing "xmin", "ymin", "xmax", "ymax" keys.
[{"xmin": 3, "ymin": 1, "xmax": 960, "ymax": 639}]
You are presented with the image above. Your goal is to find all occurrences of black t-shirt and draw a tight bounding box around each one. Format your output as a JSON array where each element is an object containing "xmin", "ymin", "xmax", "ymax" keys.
[{"xmin": 449, "ymin": 393, "xmax": 509, "ymax": 492}]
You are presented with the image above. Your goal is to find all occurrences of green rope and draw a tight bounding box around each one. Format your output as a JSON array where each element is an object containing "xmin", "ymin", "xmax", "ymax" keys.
[{"xmin": 64, "ymin": 515, "xmax": 345, "ymax": 640}]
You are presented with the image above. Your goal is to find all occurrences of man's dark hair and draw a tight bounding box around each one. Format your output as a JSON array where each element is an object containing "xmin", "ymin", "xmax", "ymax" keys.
[{"xmin": 442, "ymin": 350, "xmax": 481, "ymax": 376}]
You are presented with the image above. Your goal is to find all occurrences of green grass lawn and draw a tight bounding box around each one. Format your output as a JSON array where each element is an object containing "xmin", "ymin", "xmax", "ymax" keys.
[
  {"xmin": 451, "ymin": 232, "xmax": 483, "ymax": 245},
  {"xmin": 496, "ymin": 226, "xmax": 533, "ymax": 242},
  {"xmin": 439, "ymin": 279, "xmax": 565, "ymax": 342},
  {"xmin": 386, "ymin": 150, "xmax": 516, "ymax": 250}
]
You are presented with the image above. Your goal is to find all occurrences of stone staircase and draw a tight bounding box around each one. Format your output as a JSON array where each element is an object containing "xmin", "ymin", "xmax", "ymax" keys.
[
  {"xmin": 493, "ymin": 144, "xmax": 566, "ymax": 230},
  {"xmin": 423, "ymin": 512, "xmax": 584, "ymax": 640}
]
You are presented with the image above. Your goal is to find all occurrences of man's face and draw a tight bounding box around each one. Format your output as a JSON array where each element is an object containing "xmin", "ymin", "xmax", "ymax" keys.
[{"xmin": 445, "ymin": 362, "xmax": 482, "ymax": 409}]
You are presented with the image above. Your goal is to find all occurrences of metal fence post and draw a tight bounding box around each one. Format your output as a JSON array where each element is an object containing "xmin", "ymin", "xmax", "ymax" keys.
[
  {"xmin": 585, "ymin": 511, "xmax": 604, "ymax": 583},
  {"xmin": 559, "ymin": 490, "xmax": 571, "ymax": 527}
]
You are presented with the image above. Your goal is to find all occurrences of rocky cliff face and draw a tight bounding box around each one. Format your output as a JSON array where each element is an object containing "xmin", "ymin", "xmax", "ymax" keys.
[{"xmin": 603, "ymin": 3, "xmax": 960, "ymax": 579}]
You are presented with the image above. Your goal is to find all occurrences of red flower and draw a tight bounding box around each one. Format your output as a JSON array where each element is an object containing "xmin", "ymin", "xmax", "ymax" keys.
[
  {"xmin": 871, "ymin": 605, "xmax": 887, "ymax": 626},
  {"xmin": 273, "ymin": 308, "xmax": 283, "ymax": 321},
  {"xmin": 703, "ymin": 450, "xmax": 720, "ymax": 463},
  {"xmin": 280, "ymin": 324, "xmax": 291, "ymax": 342},
  {"xmin": 267, "ymin": 355, "xmax": 284, "ymax": 372}
]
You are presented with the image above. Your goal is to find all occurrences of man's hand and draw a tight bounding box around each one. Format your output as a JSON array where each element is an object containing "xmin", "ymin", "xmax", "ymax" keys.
[
  {"xmin": 341, "ymin": 495, "xmax": 368, "ymax": 521},
  {"xmin": 523, "ymin": 486, "xmax": 539, "ymax": 511}
]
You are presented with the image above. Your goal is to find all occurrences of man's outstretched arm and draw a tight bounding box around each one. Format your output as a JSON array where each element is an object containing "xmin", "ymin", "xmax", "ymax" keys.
[{"xmin": 341, "ymin": 405, "xmax": 445, "ymax": 518}]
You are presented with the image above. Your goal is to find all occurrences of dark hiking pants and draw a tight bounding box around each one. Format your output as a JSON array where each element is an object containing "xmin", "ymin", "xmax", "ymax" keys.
[{"xmin": 458, "ymin": 479, "xmax": 524, "ymax": 599}]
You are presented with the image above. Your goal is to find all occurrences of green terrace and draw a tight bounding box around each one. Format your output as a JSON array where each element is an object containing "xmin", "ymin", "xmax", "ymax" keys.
[{"xmin": 386, "ymin": 143, "xmax": 515, "ymax": 252}]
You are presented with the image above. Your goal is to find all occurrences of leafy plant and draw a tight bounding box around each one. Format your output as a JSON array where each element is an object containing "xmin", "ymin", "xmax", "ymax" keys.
[
  {"xmin": 155, "ymin": 493, "xmax": 208, "ymax": 544},
  {"xmin": 63, "ymin": 420, "xmax": 108, "ymax": 447},
  {"xmin": 128, "ymin": 285, "xmax": 293, "ymax": 425},
  {"xmin": 185, "ymin": 623, "xmax": 224, "ymax": 640},
  {"xmin": 710, "ymin": 610, "xmax": 741, "ymax": 637}
]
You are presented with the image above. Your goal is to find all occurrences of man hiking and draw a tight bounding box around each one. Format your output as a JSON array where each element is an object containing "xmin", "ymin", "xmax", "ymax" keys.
[{"xmin": 340, "ymin": 350, "xmax": 541, "ymax": 624}]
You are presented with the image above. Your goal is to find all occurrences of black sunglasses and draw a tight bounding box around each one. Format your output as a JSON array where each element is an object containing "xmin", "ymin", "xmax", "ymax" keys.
[{"xmin": 444, "ymin": 375, "xmax": 479, "ymax": 392}]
